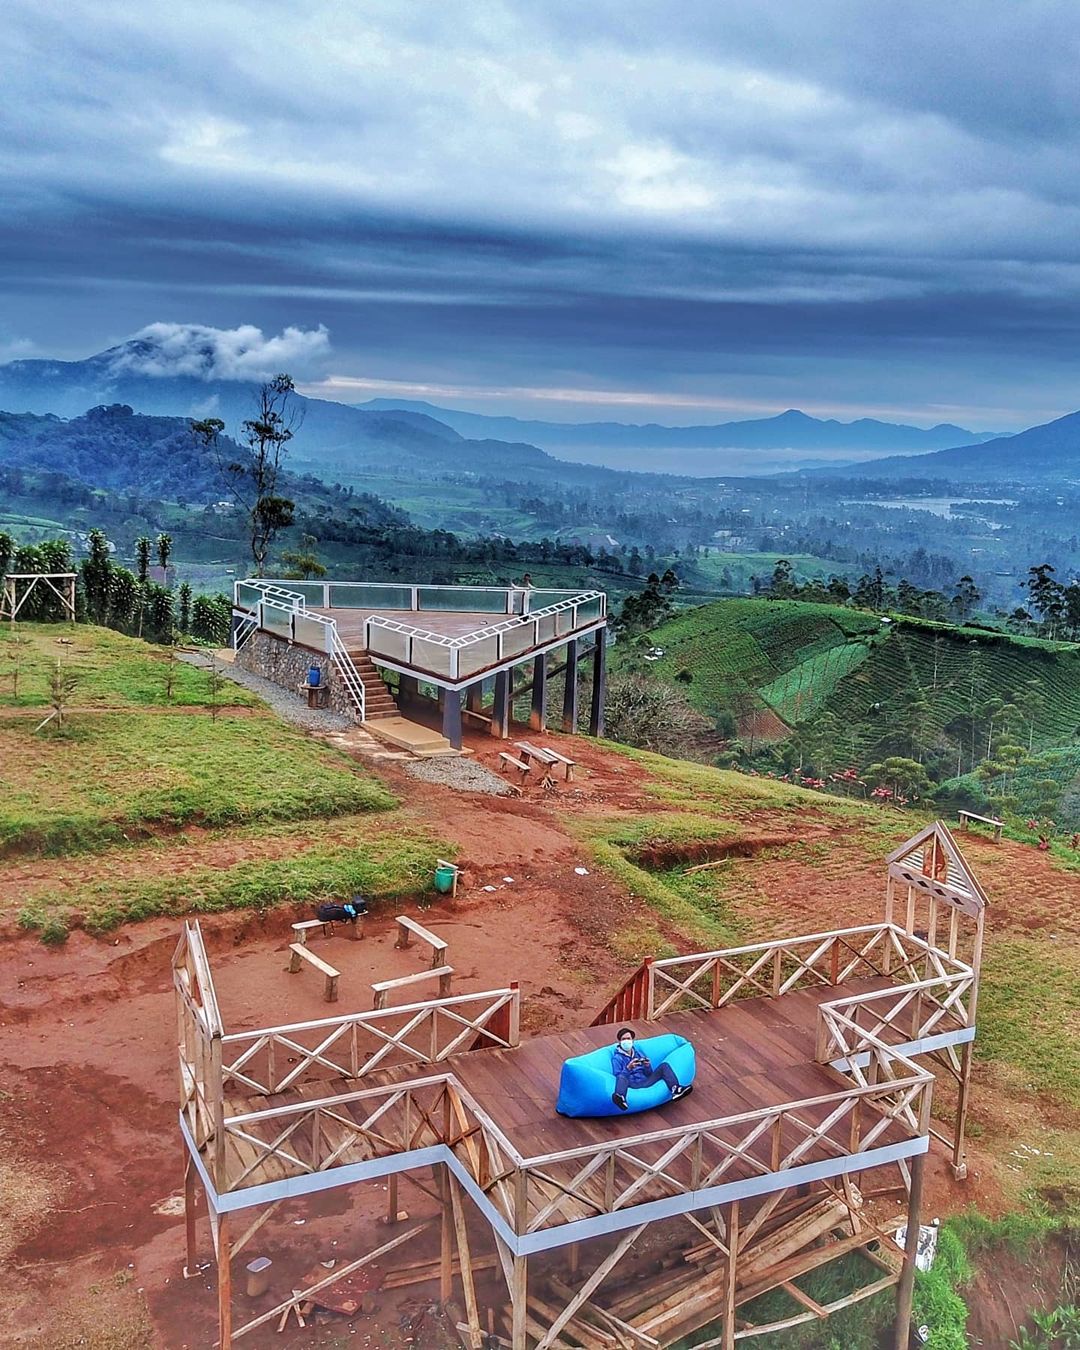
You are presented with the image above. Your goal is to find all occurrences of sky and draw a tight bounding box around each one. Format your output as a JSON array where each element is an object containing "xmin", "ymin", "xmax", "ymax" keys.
[{"xmin": 2, "ymin": 0, "xmax": 1080, "ymax": 431}]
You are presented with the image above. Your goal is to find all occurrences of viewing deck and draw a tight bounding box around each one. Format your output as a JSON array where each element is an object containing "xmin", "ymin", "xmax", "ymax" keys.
[
  {"xmin": 233, "ymin": 579, "xmax": 607, "ymax": 685},
  {"xmin": 176, "ymin": 822, "xmax": 986, "ymax": 1347},
  {"xmin": 232, "ymin": 578, "xmax": 610, "ymax": 744}
]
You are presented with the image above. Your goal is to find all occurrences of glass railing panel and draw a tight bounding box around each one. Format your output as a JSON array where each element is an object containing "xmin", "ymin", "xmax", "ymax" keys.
[
  {"xmin": 417, "ymin": 586, "xmax": 507, "ymax": 613},
  {"xmin": 456, "ymin": 636, "xmax": 500, "ymax": 677},
  {"xmin": 498, "ymin": 623, "xmax": 537, "ymax": 659},
  {"xmin": 272, "ymin": 581, "xmax": 326, "ymax": 606},
  {"xmin": 234, "ymin": 582, "xmax": 263, "ymax": 612},
  {"xmin": 293, "ymin": 614, "xmax": 333, "ymax": 652},
  {"xmin": 366, "ymin": 627, "xmax": 410, "ymax": 663},
  {"xmin": 262, "ymin": 604, "xmax": 292, "ymax": 634},
  {"xmin": 411, "ymin": 637, "xmax": 454, "ymax": 678},
  {"xmin": 329, "ymin": 582, "xmax": 412, "ymax": 610}
]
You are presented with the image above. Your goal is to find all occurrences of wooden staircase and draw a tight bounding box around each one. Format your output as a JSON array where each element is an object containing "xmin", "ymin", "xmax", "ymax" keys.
[{"xmin": 348, "ymin": 651, "xmax": 399, "ymax": 721}]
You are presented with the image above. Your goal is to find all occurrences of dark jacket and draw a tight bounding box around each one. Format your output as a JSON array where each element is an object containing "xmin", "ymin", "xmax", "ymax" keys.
[{"xmin": 612, "ymin": 1044, "xmax": 652, "ymax": 1086}]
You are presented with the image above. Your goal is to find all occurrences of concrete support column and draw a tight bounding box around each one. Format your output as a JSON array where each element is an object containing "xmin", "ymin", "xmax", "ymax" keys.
[
  {"xmin": 589, "ymin": 632, "xmax": 607, "ymax": 737},
  {"xmin": 465, "ymin": 682, "xmax": 484, "ymax": 714},
  {"xmin": 561, "ymin": 638, "xmax": 579, "ymax": 733},
  {"xmin": 893, "ymin": 1151, "xmax": 928, "ymax": 1350},
  {"xmin": 491, "ymin": 670, "xmax": 510, "ymax": 738},
  {"xmin": 529, "ymin": 653, "xmax": 548, "ymax": 732},
  {"xmin": 442, "ymin": 688, "xmax": 463, "ymax": 750},
  {"xmin": 398, "ymin": 674, "xmax": 419, "ymax": 709}
]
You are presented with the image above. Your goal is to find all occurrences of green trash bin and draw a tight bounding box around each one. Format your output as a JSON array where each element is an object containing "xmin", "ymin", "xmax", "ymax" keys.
[{"xmin": 434, "ymin": 864, "xmax": 457, "ymax": 895}]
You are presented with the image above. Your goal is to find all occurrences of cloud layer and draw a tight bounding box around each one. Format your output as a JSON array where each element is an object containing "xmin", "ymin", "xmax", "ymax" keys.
[
  {"xmin": 111, "ymin": 322, "xmax": 331, "ymax": 381},
  {"xmin": 1, "ymin": 1, "xmax": 1078, "ymax": 426}
]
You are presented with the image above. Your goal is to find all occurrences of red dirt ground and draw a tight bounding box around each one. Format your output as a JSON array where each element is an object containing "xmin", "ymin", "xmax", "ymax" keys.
[{"xmin": 0, "ymin": 723, "xmax": 1074, "ymax": 1346}]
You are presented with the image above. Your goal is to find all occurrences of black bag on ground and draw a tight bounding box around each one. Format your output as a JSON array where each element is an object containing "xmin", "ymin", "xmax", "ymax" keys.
[{"xmin": 316, "ymin": 896, "xmax": 369, "ymax": 924}]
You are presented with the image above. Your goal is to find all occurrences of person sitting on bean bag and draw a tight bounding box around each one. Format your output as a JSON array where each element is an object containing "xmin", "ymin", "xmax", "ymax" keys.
[{"xmin": 611, "ymin": 1026, "xmax": 691, "ymax": 1111}]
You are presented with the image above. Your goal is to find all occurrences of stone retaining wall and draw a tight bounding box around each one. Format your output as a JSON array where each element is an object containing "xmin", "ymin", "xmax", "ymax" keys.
[{"xmin": 235, "ymin": 630, "xmax": 360, "ymax": 721}]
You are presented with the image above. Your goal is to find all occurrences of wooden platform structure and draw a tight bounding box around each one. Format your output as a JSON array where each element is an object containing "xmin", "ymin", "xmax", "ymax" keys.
[
  {"xmin": 175, "ymin": 822, "xmax": 987, "ymax": 1348},
  {"xmin": 231, "ymin": 579, "xmax": 608, "ymax": 748}
]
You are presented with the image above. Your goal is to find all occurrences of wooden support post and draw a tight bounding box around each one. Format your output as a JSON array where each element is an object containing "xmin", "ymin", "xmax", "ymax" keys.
[
  {"xmin": 218, "ymin": 1211, "xmax": 232, "ymax": 1350},
  {"xmin": 442, "ymin": 688, "xmax": 463, "ymax": 750},
  {"xmin": 529, "ymin": 653, "xmax": 547, "ymax": 732},
  {"xmin": 952, "ymin": 1041, "xmax": 973, "ymax": 1180},
  {"xmin": 491, "ymin": 669, "xmax": 510, "ymax": 739},
  {"xmin": 589, "ymin": 634, "xmax": 606, "ymax": 738},
  {"xmin": 893, "ymin": 1152, "xmax": 927, "ymax": 1350},
  {"xmin": 510, "ymin": 1256, "xmax": 528, "ymax": 1350},
  {"xmin": 448, "ymin": 1175, "xmax": 483, "ymax": 1349},
  {"xmin": 184, "ymin": 1152, "xmax": 198, "ymax": 1272},
  {"xmin": 722, "ymin": 1200, "xmax": 739, "ymax": 1350},
  {"xmin": 561, "ymin": 637, "xmax": 579, "ymax": 733},
  {"xmin": 439, "ymin": 1166, "xmax": 454, "ymax": 1305}
]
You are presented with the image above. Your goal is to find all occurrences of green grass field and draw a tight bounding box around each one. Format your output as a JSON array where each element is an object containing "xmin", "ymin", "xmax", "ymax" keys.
[
  {"xmin": 0, "ymin": 711, "xmax": 395, "ymax": 857},
  {"xmin": 0, "ymin": 624, "xmax": 256, "ymax": 707}
]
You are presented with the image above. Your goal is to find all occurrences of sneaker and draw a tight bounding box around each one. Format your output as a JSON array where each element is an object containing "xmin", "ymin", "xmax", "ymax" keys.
[
  {"xmin": 612, "ymin": 1093, "xmax": 629, "ymax": 1111},
  {"xmin": 671, "ymin": 1084, "xmax": 693, "ymax": 1101}
]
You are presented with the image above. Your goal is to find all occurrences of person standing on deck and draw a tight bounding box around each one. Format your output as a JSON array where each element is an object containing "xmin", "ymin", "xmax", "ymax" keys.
[{"xmin": 611, "ymin": 1027, "xmax": 690, "ymax": 1111}]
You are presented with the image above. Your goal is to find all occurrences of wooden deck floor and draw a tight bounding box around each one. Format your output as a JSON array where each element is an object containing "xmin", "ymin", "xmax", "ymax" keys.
[
  {"xmin": 313, "ymin": 607, "xmax": 515, "ymax": 648},
  {"xmin": 448, "ymin": 980, "xmax": 902, "ymax": 1159},
  {"xmin": 210, "ymin": 980, "xmax": 927, "ymax": 1223}
]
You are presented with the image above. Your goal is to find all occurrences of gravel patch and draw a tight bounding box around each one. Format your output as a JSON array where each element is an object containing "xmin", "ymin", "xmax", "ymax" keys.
[
  {"xmin": 178, "ymin": 649, "xmax": 354, "ymax": 734},
  {"xmin": 404, "ymin": 757, "xmax": 514, "ymax": 795}
]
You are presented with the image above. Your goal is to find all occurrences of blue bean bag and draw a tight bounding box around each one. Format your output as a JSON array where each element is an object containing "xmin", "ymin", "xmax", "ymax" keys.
[{"xmin": 556, "ymin": 1033, "xmax": 696, "ymax": 1118}]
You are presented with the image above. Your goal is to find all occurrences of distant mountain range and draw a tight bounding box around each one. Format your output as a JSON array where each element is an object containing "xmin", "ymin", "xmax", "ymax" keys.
[
  {"xmin": 360, "ymin": 398, "xmax": 1000, "ymax": 473},
  {"xmin": 2, "ymin": 336, "xmax": 1074, "ymax": 484},
  {"xmin": 808, "ymin": 409, "xmax": 1080, "ymax": 481},
  {"xmin": 0, "ymin": 341, "xmax": 556, "ymax": 479}
]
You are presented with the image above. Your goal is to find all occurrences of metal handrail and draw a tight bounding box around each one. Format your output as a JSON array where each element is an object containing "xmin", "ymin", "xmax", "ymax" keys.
[{"xmin": 365, "ymin": 590, "xmax": 606, "ymax": 650}]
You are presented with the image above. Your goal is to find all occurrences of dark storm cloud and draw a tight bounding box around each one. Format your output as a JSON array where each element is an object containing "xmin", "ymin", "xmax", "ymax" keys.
[{"xmin": 2, "ymin": 1, "xmax": 1079, "ymax": 425}]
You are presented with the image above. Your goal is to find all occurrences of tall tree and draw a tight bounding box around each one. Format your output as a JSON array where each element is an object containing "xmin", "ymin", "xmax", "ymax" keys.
[
  {"xmin": 192, "ymin": 373, "xmax": 299, "ymax": 575},
  {"xmin": 135, "ymin": 536, "xmax": 151, "ymax": 583},
  {"xmin": 156, "ymin": 532, "xmax": 173, "ymax": 579}
]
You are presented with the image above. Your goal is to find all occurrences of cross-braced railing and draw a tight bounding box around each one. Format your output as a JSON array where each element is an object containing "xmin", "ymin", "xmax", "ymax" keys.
[
  {"xmin": 645, "ymin": 922, "xmax": 974, "ymax": 1027},
  {"xmin": 172, "ymin": 922, "xmax": 225, "ymax": 1169},
  {"xmin": 516, "ymin": 1048, "xmax": 932, "ymax": 1235},
  {"xmin": 220, "ymin": 987, "xmax": 521, "ymax": 1097},
  {"xmin": 816, "ymin": 971, "xmax": 975, "ymax": 1070}
]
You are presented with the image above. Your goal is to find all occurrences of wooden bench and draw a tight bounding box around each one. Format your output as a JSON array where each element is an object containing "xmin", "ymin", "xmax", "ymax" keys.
[
  {"xmin": 372, "ymin": 965, "xmax": 453, "ymax": 1010},
  {"xmin": 540, "ymin": 746, "xmax": 575, "ymax": 782},
  {"xmin": 292, "ymin": 918, "xmax": 333, "ymax": 943},
  {"xmin": 288, "ymin": 943, "xmax": 340, "ymax": 1002},
  {"xmin": 499, "ymin": 752, "xmax": 531, "ymax": 780},
  {"xmin": 958, "ymin": 810, "xmax": 1004, "ymax": 842},
  {"xmin": 513, "ymin": 741, "xmax": 560, "ymax": 789},
  {"xmin": 395, "ymin": 914, "xmax": 449, "ymax": 967}
]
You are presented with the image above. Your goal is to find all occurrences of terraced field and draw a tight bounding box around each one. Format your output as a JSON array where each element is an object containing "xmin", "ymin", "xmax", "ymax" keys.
[
  {"xmin": 625, "ymin": 597, "xmax": 882, "ymax": 721},
  {"xmin": 630, "ymin": 599, "xmax": 1080, "ymax": 783},
  {"xmin": 821, "ymin": 622, "xmax": 1080, "ymax": 759}
]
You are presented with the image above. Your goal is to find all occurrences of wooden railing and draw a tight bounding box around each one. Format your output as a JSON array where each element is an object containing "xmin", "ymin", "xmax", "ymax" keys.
[
  {"xmin": 518, "ymin": 1043, "xmax": 932, "ymax": 1235},
  {"xmin": 590, "ymin": 958, "xmax": 653, "ymax": 1026},
  {"xmin": 220, "ymin": 987, "xmax": 521, "ymax": 1097},
  {"xmin": 642, "ymin": 923, "xmax": 974, "ymax": 1024}
]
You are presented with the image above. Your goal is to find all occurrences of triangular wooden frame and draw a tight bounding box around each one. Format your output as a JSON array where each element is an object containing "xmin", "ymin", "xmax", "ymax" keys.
[{"xmin": 886, "ymin": 820, "xmax": 988, "ymax": 918}]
